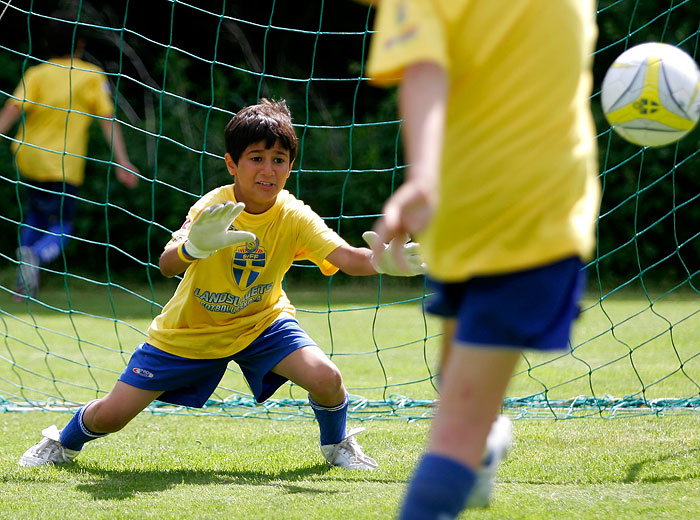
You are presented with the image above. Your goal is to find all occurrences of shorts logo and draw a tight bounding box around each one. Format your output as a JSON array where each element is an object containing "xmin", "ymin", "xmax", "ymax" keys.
[
  {"xmin": 132, "ymin": 367, "xmax": 154, "ymax": 378},
  {"xmin": 232, "ymin": 238, "xmax": 266, "ymax": 289}
]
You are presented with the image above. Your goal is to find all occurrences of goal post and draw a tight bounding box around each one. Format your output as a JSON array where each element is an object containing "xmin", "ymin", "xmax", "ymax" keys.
[{"xmin": 0, "ymin": 1, "xmax": 699, "ymax": 420}]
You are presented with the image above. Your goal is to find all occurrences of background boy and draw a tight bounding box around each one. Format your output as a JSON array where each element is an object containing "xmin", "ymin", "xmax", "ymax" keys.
[
  {"xmin": 366, "ymin": 0, "xmax": 601, "ymax": 517},
  {"xmin": 0, "ymin": 15, "xmax": 139, "ymax": 299},
  {"xmin": 19, "ymin": 98, "xmax": 423, "ymax": 471}
]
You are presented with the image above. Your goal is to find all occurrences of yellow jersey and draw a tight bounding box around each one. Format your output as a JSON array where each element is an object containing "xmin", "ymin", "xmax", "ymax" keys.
[
  {"xmin": 367, "ymin": 0, "xmax": 600, "ymax": 281},
  {"xmin": 7, "ymin": 57, "xmax": 114, "ymax": 186},
  {"xmin": 147, "ymin": 186, "xmax": 347, "ymax": 359}
]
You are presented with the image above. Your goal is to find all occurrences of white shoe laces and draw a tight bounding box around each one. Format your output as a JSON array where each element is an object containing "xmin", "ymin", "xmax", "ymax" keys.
[
  {"xmin": 26, "ymin": 437, "xmax": 68, "ymax": 463},
  {"xmin": 19, "ymin": 426, "xmax": 77, "ymax": 466},
  {"xmin": 324, "ymin": 427, "xmax": 378, "ymax": 470}
]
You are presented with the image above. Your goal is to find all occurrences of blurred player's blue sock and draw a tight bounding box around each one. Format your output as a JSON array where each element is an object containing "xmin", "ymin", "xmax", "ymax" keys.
[
  {"xmin": 34, "ymin": 219, "xmax": 73, "ymax": 264},
  {"xmin": 309, "ymin": 393, "xmax": 348, "ymax": 445},
  {"xmin": 59, "ymin": 400, "xmax": 108, "ymax": 451},
  {"xmin": 399, "ymin": 453, "xmax": 477, "ymax": 520}
]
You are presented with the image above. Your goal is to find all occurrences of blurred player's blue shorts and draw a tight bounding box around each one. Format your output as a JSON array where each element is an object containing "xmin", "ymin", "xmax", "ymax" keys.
[
  {"xmin": 425, "ymin": 256, "xmax": 586, "ymax": 351},
  {"xmin": 118, "ymin": 317, "xmax": 315, "ymax": 407}
]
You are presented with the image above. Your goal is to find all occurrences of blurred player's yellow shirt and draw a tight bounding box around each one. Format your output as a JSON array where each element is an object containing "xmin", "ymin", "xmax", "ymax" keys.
[
  {"xmin": 7, "ymin": 58, "xmax": 114, "ymax": 186},
  {"xmin": 147, "ymin": 186, "xmax": 346, "ymax": 359},
  {"xmin": 367, "ymin": 0, "xmax": 600, "ymax": 281}
]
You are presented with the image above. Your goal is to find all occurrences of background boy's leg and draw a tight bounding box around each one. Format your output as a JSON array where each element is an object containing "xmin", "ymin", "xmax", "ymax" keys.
[
  {"xmin": 400, "ymin": 344, "xmax": 520, "ymax": 519},
  {"xmin": 18, "ymin": 208, "xmax": 45, "ymax": 250},
  {"xmin": 31, "ymin": 218, "xmax": 74, "ymax": 265},
  {"xmin": 428, "ymin": 346, "xmax": 519, "ymax": 466},
  {"xmin": 14, "ymin": 203, "xmax": 45, "ymax": 299}
]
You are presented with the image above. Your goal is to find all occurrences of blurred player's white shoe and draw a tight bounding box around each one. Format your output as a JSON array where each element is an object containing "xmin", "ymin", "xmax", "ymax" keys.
[
  {"xmin": 18, "ymin": 425, "xmax": 79, "ymax": 467},
  {"xmin": 467, "ymin": 415, "xmax": 513, "ymax": 508},
  {"xmin": 14, "ymin": 246, "xmax": 40, "ymax": 300},
  {"xmin": 320, "ymin": 427, "xmax": 378, "ymax": 471}
]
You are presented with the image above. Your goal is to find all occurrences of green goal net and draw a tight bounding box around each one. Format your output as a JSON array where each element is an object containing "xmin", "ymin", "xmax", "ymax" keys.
[{"xmin": 0, "ymin": 0, "xmax": 699, "ymax": 421}]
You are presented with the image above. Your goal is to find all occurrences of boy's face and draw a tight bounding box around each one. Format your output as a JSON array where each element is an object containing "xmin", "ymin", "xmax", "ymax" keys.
[{"xmin": 225, "ymin": 140, "xmax": 293, "ymax": 214}]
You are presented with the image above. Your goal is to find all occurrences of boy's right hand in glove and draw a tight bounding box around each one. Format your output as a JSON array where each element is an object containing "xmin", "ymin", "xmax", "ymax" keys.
[{"xmin": 180, "ymin": 201, "xmax": 256, "ymax": 260}]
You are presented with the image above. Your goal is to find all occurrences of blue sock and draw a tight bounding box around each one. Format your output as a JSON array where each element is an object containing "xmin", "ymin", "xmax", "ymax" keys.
[
  {"xmin": 309, "ymin": 393, "xmax": 348, "ymax": 445},
  {"xmin": 399, "ymin": 453, "xmax": 477, "ymax": 520},
  {"xmin": 59, "ymin": 400, "xmax": 108, "ymax": 451},
  {"xmin": 33, "ymin": 220, "xmax": 73, "ymax": 265}
]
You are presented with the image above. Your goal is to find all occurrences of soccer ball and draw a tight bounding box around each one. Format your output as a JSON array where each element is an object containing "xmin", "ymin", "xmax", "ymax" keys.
[{"xmin": 601, "ymin": 42, "xmax": 700, "ymax": 147}]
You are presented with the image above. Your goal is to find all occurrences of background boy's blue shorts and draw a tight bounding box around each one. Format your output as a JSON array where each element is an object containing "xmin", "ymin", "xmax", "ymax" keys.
[
  {"xmin": 425, "ymin": 256, "xmax": 586, "ymax": 351},
  {"xmin": 118, "ymin": 317, "xmax": 316, "ymax": 407}
]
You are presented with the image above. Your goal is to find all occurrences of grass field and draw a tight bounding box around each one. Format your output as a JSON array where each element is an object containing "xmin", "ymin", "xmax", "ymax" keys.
[
  {"xmin": 2, "ymin": 273, "xmax": 699, "ymax": 417},
  {"xmin": 1, "ymin": 276, "xmax": 700, "ymax": 518},
  {"xmin": 1, "ymin": 413, "xmax": 699, "ymax": 519}
]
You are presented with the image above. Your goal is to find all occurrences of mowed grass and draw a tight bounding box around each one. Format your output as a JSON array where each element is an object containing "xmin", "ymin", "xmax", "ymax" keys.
[
  {"xmin": 1, "ymin": 413, "xmax": 699, "ymax": 519},
  {"xmin": 2, "ymin": 274, "xmax": 698, "ymax": 413},
  {"xmin": 0, "ymin": 275, "xmax": 445, "ymax": 408},
  {"xmin": 0, "ymin": 276, "xmax": 700, "ymax": 518}
]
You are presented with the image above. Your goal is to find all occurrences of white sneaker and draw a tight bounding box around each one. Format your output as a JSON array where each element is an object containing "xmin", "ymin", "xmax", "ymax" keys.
[
  {"xmin": 320, "ymin": 427, "xmax": 378, "ymax": 471},
  {"xmin": 466, "ymin": 415, "xmax": 513, "ymax": 508},
  {"xmin": 15, "ymin": 246, "xmax": 40, "ymax": 299},
  {"xmin": 18, "ymin": 425, "xmax": 79, "ymax": 467}
]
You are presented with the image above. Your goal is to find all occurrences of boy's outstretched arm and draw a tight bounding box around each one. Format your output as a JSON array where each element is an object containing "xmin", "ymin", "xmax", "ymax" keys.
[
  {"xmin": 326, "ymin": 233, "xmax": 425, "ymax": 277},
  {"xmin": 325, "ymin": 244, "xmax": 377, "ymax": 276}
]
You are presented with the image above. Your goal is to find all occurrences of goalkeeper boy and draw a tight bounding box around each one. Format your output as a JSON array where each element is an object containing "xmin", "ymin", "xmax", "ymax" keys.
[{"xmin": 19, "ymin": 98, "xmax": 424, "ymax": 470}]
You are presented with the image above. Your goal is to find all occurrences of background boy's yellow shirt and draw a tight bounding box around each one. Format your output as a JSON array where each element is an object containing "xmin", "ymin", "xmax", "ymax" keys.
[
  {"xmin": 367, "ymin": 0, "xmax": 601, "ymax": 282},
  {"xmin": 147, "ymin": 186, "xmax": 347, "ymax": 359},
  {"xmin": 7, "ymin": 58, "xmax": 114, "ymax": 186}
]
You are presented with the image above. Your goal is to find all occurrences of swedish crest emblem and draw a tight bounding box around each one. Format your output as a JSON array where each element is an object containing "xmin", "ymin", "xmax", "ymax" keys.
[{"xmin": 232, "ymin": 238, "xmax": 266, "ymax": 289}]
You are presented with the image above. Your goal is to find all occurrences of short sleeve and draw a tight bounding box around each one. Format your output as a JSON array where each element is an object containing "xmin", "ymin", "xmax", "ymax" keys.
[
  {"xmin": 293, "ymin": 207, "xmax": 348, "ymax": 276},
  {"xmin": 366, "ymin": 0, "xmax": 449, "ymax": 86},
  {"xmin": 89, "ymin": 75, "xmax": 115, "ymax": 117}
]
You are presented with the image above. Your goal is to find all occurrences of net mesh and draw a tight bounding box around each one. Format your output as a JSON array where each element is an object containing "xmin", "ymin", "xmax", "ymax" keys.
[{"xmin": 0, "ymin": 0, "xmax": 699, "ymax": 421}]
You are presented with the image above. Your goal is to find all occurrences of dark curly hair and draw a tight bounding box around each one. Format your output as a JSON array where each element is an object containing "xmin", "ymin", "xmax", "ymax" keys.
[{"xmin": 224, "ymin": 98, "xmax": 298, "ymax": 164}]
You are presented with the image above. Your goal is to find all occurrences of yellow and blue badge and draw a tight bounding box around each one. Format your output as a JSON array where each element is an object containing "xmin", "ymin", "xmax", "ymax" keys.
[{"xmin": 232, "ymin": 239, "xmax": 266, "ymax": 289}]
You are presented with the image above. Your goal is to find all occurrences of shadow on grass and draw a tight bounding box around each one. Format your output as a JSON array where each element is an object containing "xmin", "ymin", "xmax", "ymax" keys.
[
  {"xmin": 623, "ymin": 446, "xmax": 700, "ymax": 483},
  {"xmin": 65, "ymin": 464, "xmax": 330, "ymax": 500},
  {"xmin": 4, "ymin": 462, "xmax": 402, "ymax": 500}
]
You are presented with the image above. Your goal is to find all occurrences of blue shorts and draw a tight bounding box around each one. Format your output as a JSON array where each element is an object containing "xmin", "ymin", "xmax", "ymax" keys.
[
  {"xmin": 21, "ymin": 181, "xmax": 79, "ymax": 246},
  {"xmin": 118, "ymin": 318, "xmax": 316, "ymax": 407},
  {"xmin": 425, "ymin": 256, "xmax": 586, "ymax": 351}
]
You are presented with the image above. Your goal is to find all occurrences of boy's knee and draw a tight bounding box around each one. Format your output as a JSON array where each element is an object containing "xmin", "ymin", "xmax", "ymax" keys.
[
  {"xmin": 308, "ymin": 364, "xmax": 344, "ymax": 399},
  {"xmin": 84, "ymin": 399, "xmax": 130, "ymax": 434}
]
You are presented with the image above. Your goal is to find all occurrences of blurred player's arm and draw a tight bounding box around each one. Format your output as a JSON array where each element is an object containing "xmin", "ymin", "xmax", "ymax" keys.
[
  {"xmin": 372, "ymin": 62, "xmax": 448, "ymax": 247},
  {"xmin": 0, "ymin": 103, "xmax": 21, "ymax": 136},
  {"xmin": 99, "ymin": 119, "xmax": 140, "ymax": 189}
]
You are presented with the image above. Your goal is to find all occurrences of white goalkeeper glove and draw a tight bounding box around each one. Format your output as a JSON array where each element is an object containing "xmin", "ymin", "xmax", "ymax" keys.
[
  {"xmin": 362, "ymin": 231, "xmax": 426, "ymax": 277},
  {"xmin": 182, "ymin": 201, "xmax": 256, "ymax": 259}
]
